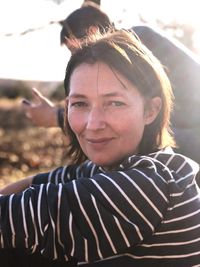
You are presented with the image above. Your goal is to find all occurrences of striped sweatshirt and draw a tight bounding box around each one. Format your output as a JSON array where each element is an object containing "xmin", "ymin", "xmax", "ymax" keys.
[{"xmin": 0, "ymin": 148, "xmax": 200, "ymax": 266}]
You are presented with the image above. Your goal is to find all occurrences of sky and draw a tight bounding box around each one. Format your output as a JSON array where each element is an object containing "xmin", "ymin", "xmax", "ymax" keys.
[{"xmin": 0, "ymin": 0, "xmax": 200, "ymax": 81}]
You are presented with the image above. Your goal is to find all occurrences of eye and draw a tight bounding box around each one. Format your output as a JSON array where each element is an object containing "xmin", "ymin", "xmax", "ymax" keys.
[
  {"xmin": 70, "ymin": 101, "xmax": 88, "ymax": 108},
  {"xmin": 109, "ymin": 101, "xmax": 125, "ymax": 107}
]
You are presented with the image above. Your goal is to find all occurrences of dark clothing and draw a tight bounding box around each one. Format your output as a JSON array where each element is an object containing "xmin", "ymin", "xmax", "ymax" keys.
[
  {"xmin": 0, "ymin": 249, "xmax": 77, "ymax": 267},
  {"xmin": 133, "ymin": 26, "xmax": 200, "ymax": 164},
  {"xmin": 0, "ymin": 148, "xmax": 200, "ymax": 266},
  {"xmin": 133, "ymin": 25, "xmax": 200, "ymax": 128}
]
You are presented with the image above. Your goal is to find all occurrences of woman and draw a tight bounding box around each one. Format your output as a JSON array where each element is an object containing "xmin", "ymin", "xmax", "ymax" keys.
[
  {"xmin": 23, "ymin": 5, "xmax": 200, "ymax": 167},
  {"xmin": 1, "ymin": 30, "xmax": 200, "ymax": 266}
]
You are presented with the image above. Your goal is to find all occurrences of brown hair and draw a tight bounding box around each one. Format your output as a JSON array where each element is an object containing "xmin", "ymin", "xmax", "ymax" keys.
[
  {"xmin": 64, "ymin": 30, "xmax": 175, "ymax": 164},
  {"xmin": 60, "ymin": 5, "xmax": 113, "ymax": 45}
]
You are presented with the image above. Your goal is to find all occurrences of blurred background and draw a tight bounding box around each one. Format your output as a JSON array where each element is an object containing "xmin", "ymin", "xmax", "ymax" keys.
[{"xmin": 0, "ymin": 0, "xmax": 200, "ymax": 185}]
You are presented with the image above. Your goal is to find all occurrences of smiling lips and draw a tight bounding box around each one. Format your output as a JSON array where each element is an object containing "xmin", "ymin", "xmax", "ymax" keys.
[{"xmin": 86, "ymin": 137, "xmax": 114, "ymax": 148}]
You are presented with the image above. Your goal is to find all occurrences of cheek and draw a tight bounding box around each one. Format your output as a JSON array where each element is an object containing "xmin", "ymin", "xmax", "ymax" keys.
[
  {"xmin": 68, "ymin": 111, "xmax": 85, "ymax": 135},
  {"xmin": 124, "ymin": 113, "xmax": 146, "ymax": 138}
]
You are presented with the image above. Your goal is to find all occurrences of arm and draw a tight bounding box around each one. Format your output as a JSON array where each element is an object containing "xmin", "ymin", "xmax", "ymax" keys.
[
  {"xmin": 0, "ymin": 158, "xmax": 169, "ymax": 263},
  {"xmin": 0, "ymin": 176, "xmax": 33, "ymax": 195},
  {"xmin": 0, "ymin": 163, "xmax": 82, "ymax": 196}
]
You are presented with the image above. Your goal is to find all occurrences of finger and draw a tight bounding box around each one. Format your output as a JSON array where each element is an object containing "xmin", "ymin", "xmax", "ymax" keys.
[
  {"xmin": 32, "ymin": 87, "xmax": 54, "ymax": 106},
  {"xmin": 22, "ymin": 99, "xmax": 32, "ymax": 106},
  {"xmin": 33, "ymin": 87, "xmax": 55, "ymax": 107},
  {"xmin": 31, "ymin": 87, "xmax": 46, "ymax": 103},
  {"xmin": 21, "ymin": 99, "xmax": 35, "ymax": 109}
]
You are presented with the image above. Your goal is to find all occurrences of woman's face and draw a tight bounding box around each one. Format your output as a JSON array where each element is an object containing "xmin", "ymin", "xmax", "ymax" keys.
[{"xmin": 67, "ymin": 62, "xmax": 157, "ymax": 168}]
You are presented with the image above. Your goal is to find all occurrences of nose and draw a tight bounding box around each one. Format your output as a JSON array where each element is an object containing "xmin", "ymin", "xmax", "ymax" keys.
[{"xmin": 86, "ymin": 107, "xmax": 106, "ymax": 131}]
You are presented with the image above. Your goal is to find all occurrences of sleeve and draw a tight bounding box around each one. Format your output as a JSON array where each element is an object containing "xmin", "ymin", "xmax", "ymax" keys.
[
  {"xmin": 0, "ymin": 159, "xmax": 169, "ymax": 263},
  {"xmin": 32, "ymin": 164, "xmax": 83, "ymax": 185}
]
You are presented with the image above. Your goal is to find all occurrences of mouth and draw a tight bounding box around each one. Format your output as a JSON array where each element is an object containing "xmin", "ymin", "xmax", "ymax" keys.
[{"xmin": 86, "ymin": 137, "xmax": 114, "ymax": 148}]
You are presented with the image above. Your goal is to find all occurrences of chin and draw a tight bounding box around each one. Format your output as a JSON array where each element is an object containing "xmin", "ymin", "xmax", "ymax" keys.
[{"xmin": 90, "ymin": 157, "xmax": 112, "ymax": 167}]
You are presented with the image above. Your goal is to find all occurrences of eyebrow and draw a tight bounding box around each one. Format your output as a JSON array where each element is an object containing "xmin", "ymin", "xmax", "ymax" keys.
[
  {"xmin": 68, "ymin": 94, "xmax": 87, "ymax": 98},
  {"xmin": 69, "ymin": 92, "xmax": 125, "ymax": 99}
]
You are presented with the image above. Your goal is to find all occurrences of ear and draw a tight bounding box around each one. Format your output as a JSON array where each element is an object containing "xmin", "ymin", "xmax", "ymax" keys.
[{"xmin": 144, "ymin": 97, "xmax": 162, "ymax": 125}]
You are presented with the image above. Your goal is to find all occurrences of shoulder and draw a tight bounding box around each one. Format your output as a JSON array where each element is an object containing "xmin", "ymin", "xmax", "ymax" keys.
[
  {"xmin": 32, "ymin": 161, "xmax": 100, "ymax": 184},
  {"xmin": 118, "ymin": 148, "xmax": 199, "ymax": 184}
]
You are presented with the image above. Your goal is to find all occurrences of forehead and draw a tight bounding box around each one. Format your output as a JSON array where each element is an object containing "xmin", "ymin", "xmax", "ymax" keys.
[{"xmin": 69, "ymin": 62, "xmax": 134, "ymax": 96}]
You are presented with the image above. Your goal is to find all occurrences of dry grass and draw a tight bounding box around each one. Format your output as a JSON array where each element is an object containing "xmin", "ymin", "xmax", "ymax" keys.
[{"xmin": 0, "ymin": 98, "xmax": 68, "ymax": 187}]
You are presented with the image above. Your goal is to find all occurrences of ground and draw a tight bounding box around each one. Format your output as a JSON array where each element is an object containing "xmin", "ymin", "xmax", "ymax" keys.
[{"xmin": 0, "ymin": 98, "xmax": 69, "ymax": 187}]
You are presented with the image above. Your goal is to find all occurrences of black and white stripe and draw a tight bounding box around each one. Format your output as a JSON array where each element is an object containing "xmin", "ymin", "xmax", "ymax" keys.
[{"xmin": 0, "ymin": 149, "xmax": 200, "ymax": 266}]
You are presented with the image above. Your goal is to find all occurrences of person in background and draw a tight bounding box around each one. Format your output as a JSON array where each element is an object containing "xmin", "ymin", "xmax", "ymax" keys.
[
  {"xmin": 132, "ymin": 25, "xmax": 200, "ymax": 163},
  {"xmin": 1, "ymin": 29, "xmax": 200, "ymax": 266},
  {"xmin": 22, "ymin": 4, "xmax": 200, "ymax": 166},
  {"xmin": 22, "ymin": 3, "xmax": 114, "ymax": 129}
]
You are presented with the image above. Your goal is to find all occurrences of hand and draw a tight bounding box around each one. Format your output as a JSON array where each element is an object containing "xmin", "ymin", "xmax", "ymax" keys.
[{"xmin": 22, "ymin": 87, "xmax": 59, "ymax": 128}]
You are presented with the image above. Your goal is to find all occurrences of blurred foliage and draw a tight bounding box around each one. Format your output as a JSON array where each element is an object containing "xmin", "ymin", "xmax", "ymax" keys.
[
  {"xmin": 0, "ymin": 82, "xmax": 65, "ymax": 101},
  {"xmin": 0, "ymin": 101, "xmax": 69, "ymax": 186},
  {"xmin": 0, "ymin": 127, "xmax": 69, "ymax": 186},
  {"xmin": 50, "ymin": 84, "xmax": 65, "ymax": 101},
  {"xmin": 0, "ymin": 81, "xmax": 32, "ymax": 99}
]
